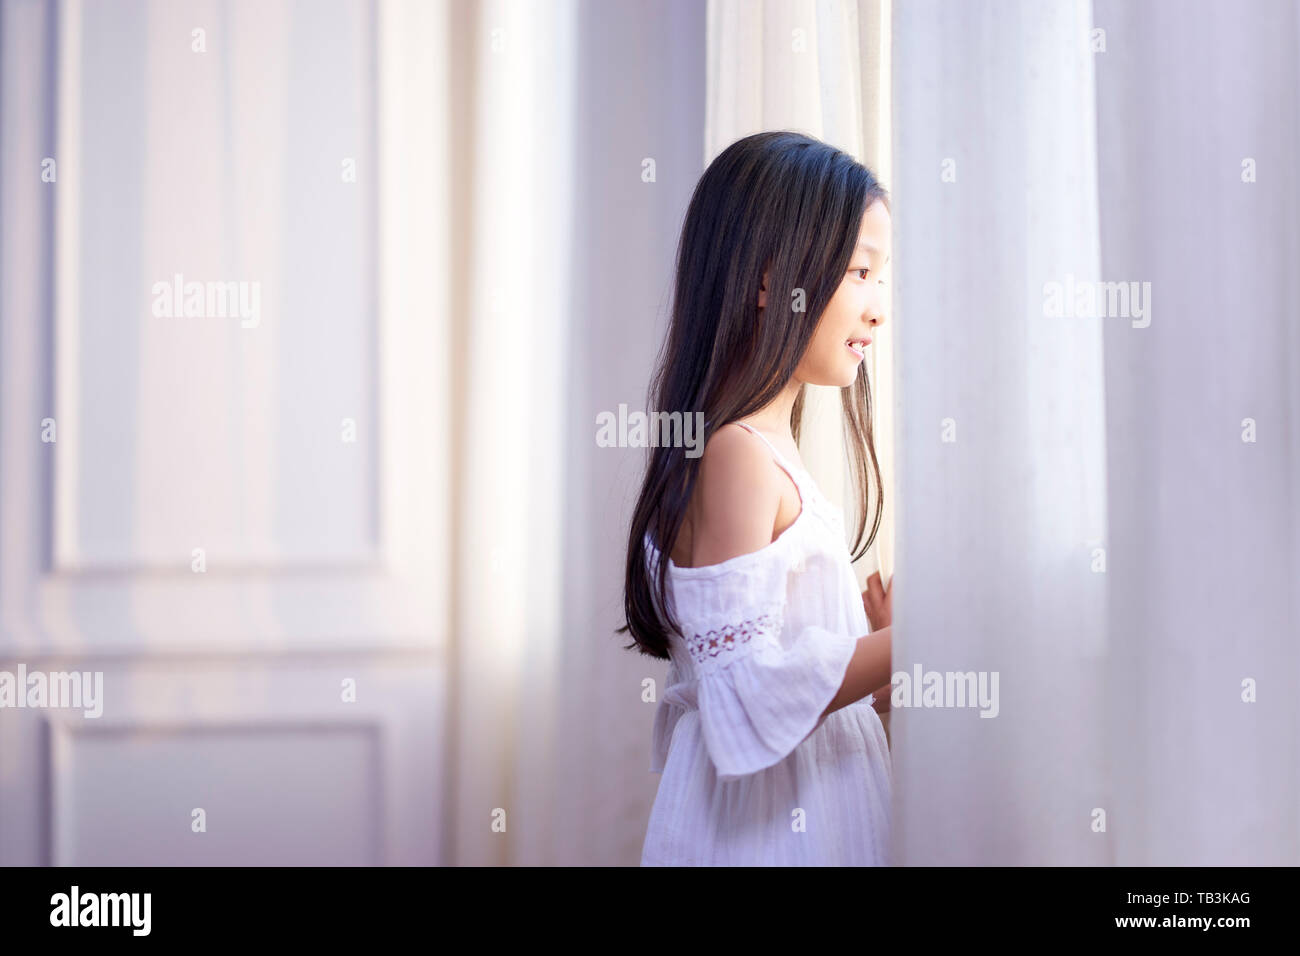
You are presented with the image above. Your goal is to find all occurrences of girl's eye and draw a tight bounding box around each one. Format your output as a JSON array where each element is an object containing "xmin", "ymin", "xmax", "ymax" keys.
[{"xmin": 854, "ymin": 268, "xmax": 870, "ymax": 280}]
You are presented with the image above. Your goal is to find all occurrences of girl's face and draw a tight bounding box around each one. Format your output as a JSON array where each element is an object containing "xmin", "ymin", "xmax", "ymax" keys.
[{"xmin": 762, "ymin": 199, "xmax": 892, "ymax": 388}]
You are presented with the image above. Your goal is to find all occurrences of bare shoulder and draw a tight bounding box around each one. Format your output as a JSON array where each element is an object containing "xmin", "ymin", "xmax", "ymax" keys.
[{"xmin": 687, "ymin": 423, "xmax": 784, "ymax": 566}]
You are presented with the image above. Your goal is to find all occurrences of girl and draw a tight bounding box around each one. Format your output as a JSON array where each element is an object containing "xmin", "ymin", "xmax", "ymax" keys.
[{"xmin": 621, "ymin": 130, "xmax": 895, "ymax": 866}]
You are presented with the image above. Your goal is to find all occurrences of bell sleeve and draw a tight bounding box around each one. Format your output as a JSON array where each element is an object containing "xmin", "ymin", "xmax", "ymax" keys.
[{"xmin": 673, "ymin": 558, "xmax": 860, "ymax": 782}]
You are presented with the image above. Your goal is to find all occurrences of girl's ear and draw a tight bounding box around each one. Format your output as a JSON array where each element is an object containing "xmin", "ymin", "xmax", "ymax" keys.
[{"xmin": 757, "ymin": 270, "xmax": 769, "ymax": 309}]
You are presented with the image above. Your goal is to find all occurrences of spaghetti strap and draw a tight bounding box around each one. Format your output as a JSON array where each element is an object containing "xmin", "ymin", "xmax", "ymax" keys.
[{"xmin": 732, "ymin": 421, "xmax": 811, "ymax": 497}]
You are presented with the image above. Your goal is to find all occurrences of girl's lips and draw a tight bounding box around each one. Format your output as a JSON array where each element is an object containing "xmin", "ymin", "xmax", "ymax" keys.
[{"xmin": 846, "ymin": 338, "xmax": 871, "ymax": 360}]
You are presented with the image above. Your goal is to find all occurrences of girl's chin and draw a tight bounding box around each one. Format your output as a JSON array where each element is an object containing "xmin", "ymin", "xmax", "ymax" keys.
[
  {"xmin": 834, "ymin": 361, "xmax": 862, "ymax": 387},
  {"xmin": 800, "ymin": 359, "xmax": 861, "ymax": 389},
  {"xmin": 807, "ymin": 370, "xmax": 859, "ymax": 389}
]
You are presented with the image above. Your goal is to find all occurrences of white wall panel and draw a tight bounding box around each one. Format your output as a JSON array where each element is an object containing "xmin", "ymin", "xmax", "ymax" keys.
[{"xmin": 1, "ymin": 0, "xmax": 447, "ymax": 866}]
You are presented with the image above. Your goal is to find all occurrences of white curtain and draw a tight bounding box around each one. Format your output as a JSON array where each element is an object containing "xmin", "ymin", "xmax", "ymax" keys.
[
  {"xmin": 378, "ymin": 0, "xmax": 574, "ymax": 866},
  {"xmin": 389, "ymin": 0, "xmax": 580, "ymax": 866},
  {"xmin": 377, "ymin": 0, "xmax": 1300, "ymax": 868},
  {"xmin": 1091, "ymin": 0, "xmax": 1300, "ymax": 865},
  {"xmin": 385, "ymin": 0, "xmax": 708, "ymax": 865},
  {"xmin": 705, "ymin": 0, "xmax": 897, "ymax": 596},
  {"xmin": 892, "ymin": 0, "xmax": 1300, "ymax": 865}
]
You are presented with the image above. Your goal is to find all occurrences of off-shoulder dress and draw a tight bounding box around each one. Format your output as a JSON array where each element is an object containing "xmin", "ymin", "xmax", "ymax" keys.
[{"xmin": 640, "ymin": 421, "xmax": 892, "ymax": 866}]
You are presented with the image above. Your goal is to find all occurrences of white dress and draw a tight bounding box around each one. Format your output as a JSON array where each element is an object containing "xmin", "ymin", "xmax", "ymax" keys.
[{"xmin": 640, "ymin": 422, "xmax": 893, "ymax": 866}]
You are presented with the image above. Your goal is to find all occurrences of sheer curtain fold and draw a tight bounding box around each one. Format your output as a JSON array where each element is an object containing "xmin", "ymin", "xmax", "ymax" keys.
[
  {"xmin": 890, "ymin": 0, "xmax": 1110, "ymax": 865},
  {"xmin": 887, "ymin": 0, "xmax": 1300, "ymax": 864},
  {"xmin": 459, "ymin": 0, "xmax": 576, "ymax": 867},
  {"xmin": 382, "ymin": 0, "xmax": 577, "ymax": 866},
  {"xmin": 411, "ymin": 0, "xmax": 708, "ymax": 865},
  {"xmin": 1092, "ymin": 0, "xmax": 1300, "ymax": 865}
]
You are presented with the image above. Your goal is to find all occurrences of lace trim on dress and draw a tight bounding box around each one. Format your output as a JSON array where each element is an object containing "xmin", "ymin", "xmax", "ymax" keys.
[{"xmin": 684, "ymin": 608, "xmax": 783, "ymax": 672}]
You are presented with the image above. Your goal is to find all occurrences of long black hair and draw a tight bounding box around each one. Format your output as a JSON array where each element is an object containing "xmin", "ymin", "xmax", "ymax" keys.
[{"xmin": 620, "ymin": 130, "xmax": 889, "ymax": 660}]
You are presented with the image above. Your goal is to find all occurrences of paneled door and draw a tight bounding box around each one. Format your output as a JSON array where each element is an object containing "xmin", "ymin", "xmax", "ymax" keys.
[{"xmin": 0, "ymin": 0, "xmax": 447, "ymax": 866}]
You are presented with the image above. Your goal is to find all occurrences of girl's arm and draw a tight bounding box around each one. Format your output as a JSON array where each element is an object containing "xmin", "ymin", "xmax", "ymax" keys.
[
  {"xmin": 869, "ymin": 679, "xmax": 894, "ymax": 713},
  {"xmin": 820, "ymin": 625, "xmax": 892, "ymax": 719}
]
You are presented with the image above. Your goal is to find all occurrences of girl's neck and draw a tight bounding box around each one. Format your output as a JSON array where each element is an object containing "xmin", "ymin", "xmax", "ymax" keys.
[{"xmin": 739, "ymin": 378, "xmax": 803, "ymax": 440}]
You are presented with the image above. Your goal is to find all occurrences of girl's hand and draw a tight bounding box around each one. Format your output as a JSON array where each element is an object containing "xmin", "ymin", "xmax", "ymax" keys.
[{"xmin": 862, "ymin": 571, "xmax": 892, "ymax": 632}]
